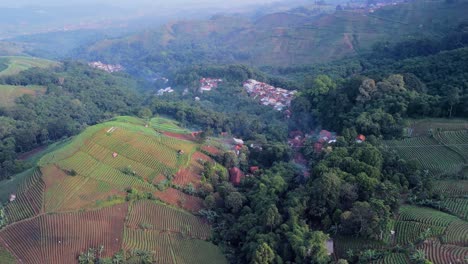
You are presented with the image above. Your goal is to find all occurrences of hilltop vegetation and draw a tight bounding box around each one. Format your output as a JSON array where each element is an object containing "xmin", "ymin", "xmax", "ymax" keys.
[
  {"xmin": 0, "ymin": 116, "xmax": 228, "ymax": 263},
  {"xmin": 77, "ymin": 0, "xmax": 468, "ymax": 76}
]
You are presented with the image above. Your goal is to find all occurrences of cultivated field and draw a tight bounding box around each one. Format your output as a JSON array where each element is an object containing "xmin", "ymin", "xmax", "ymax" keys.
[
  {"xmin": 0, "ymin": 56, "xmax": 58, "ymax": 76},
  {"xmin": 0, "ymin": 85, "xmax": 46, "ymax": 107},
  {"xmin": 0, "ymin": 116, "xmax": 226, "ymax": 263}
]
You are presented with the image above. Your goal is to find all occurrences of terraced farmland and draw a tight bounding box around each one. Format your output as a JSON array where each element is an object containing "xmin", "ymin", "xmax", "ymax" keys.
[
  {"xmin": 0, "ymin": 204, "xmax": 128, "ymax": 264},
  {"xmin": 127, "ymin": 200, "xmax": 210, "ymax": 239},
  {"xmin": 4, "ymin": 168, "xmax": 44, "ymax": 223},
  {"xmin": 435, "ymin": 130, "xmax": 468, "ymax": 161},
  {"xmin": 408, "ymin": 118, "xmax": 468, "ymax": 137},
  {"xmin": 418, "ymin": 239, "xmax": 468, "ymax": 264},
  {"xmin": 441, "ymin": 198, "xmax": 468, "ymax": 220},
  {"xmin": 0, "ymin": 117, "xmax": 228, "ymax": 263},
  {"xmin": 433, "ymin": 180, "xmax": 468, "ymax": 197},
  {"xmin": 0, "ymin": 56, "xmax": 58, "ymax": 77},
  {"xmin": 394, "ymin": 221, "xmax": 445, "ymax": 245},
  {"xmin": 0, "ymin": 84, "xmax": 46, "ymax": 107},
  {"xmin": 387, "ymin": 136, "xmax": 465, "ymax": 177},
  {"xmin": 372, "ymin": 253, "xmax": 409, "ymax": 264}
]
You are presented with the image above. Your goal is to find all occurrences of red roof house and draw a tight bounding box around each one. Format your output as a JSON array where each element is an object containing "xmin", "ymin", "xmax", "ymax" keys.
[
  {"xmin": 229, "ymin": 167, "xmax": 244, "ymax": 185},
  {"xmin": 356, "ymin": 134, "xmax": 366, "ymax": 143},
  {"xmin": 250, "ymin": 166, "xmax": 260, "ymax": 173}
]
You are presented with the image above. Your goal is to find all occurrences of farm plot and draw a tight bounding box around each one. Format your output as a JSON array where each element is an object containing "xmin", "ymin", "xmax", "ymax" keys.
[
  {"xmin": 123, "ymin": 229, "xmax": 174, "ymax": 264},
  {"xmin": 418, "ymin": 239, "xmax": 468, "ymax": 264},
  {"xmin": 408, "ymin": 118, "xmax": 468, "ymax": 137},
  {"xmin": 442, "ymin": 220, "xmax": 468, "ymax": 246},
  {"xmin": 398, "ymin": 206, "xmax": 459, "ymax": 227},
  {"xmin": 43, "ymin": 174, "xmax": 88, "ymax": 212},
  {"xmin": 394, "ymin": 221, "xmax": 445, "ymax": 245},
  {"xmin": 371, "ymin": 253, "xmax": 409, "ymax": 264},
  {"xmin": 0, "ymin": 204, "xmax": 128, "ymax": 264},
  {"xmin": 435, "ymin": 130, "xmax": 468, "ymax": 161},
  {"xmin": 0, "ymin": 244, "xmax": 16, "ymax": 264},
  {"xmin": 169, "ymin": 233, "xmax": 228, "ymax": 264},
  {"xmin": 387, "ymin": 137, "xmax": 465, "ymax": 177},
  {"xmin": 154, "ymin": 188, "xmax": 205, "ymax": 213},
  {"xmin": 333, "ymin": 236, "xmax": 385, "ymax": 259},
  {"xmin": 127, "ymin": 200, "xmax": 210, "ymax": 239},
  {"xmin": 4, "ymin": 168, "xmax": 44, "ymax": 224},
  {"xmin": 433, "ymin": 180, "xmax": 468, "ymax": 197},
  {"xmin": 0, "ymin": 85, "xmax": 46, "ymax": 107},
  {"xmin": 441, "ymin": 198, "xmax": 468, "ymax": 220},
  {"xmin": 57, "ymin": 151, "xmax": 100, "ymax": 176}
]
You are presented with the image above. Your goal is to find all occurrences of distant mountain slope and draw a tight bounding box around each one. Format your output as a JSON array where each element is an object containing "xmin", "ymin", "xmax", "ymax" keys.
[{"xmin": 78, "ymin": 0, "xmax": 468, "ymax": 75}]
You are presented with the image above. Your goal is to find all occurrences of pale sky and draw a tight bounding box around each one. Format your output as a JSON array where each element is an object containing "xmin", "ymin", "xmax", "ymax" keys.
[{"xmin": 0, "ymin": 0, "xmax": 281, "ymax": 9}]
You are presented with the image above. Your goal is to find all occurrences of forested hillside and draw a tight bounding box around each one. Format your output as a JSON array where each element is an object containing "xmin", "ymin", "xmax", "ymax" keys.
[{"xmin": 77, "ymin": 0, "xmax": 468, "ymax": 76}]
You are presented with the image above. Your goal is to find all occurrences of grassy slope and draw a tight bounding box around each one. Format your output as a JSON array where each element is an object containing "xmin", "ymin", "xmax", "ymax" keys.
[
  {"xmin": 0, "ymin": 85, "xmax": 46, "ymax": 107},
  {"xmin": 0, "ymin": 56, "xmax": 58, "ymax": 77},
  {"xmin": 0, "ymin": 116, "xmax": 226, "ymax": 263}
]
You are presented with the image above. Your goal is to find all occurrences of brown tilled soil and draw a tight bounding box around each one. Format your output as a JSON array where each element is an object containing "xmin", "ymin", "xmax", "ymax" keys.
[{"xmin": 0, "ymin": 203, "xmax": 128, "ymax": 264}]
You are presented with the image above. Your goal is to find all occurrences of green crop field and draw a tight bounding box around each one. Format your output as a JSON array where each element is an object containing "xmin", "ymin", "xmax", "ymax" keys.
[
  {"xmin": 0, "ymin": 245, "xmax": 16, "ymax": 264},
  {"xmin": 407, "ymin": 118, "xmax": 468, "ymax": 137},
  {"xmin": 433, "ymin": 180, "xmax": 468, "ymax": 197},
  {"xmin": 372, "ymin": 253, "xmax": 409, "ymax": 264},
  {"xmin": 0, "ymin": 116, "xmax": 227, "ymax": 263},
  {"xmin": 387, "ymin": 136, "xmax": 466, "ymax": 177},
  {"xmin": 0, "ymin": 84, "xmax": 46, "ymax": 107},
  {"xmin": 151, "ymin": 117, "xmax": 191, "ymax": 133},
  {"xmin": 0, "ymin": 56, "xmax": 58, "ymax": 77}
]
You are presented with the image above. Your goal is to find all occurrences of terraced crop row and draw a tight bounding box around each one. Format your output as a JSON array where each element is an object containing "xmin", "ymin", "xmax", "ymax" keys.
[
  {"xmin": 387, "ymin": 137, "xmax": 464, "ymax": 176},
  {"xmin": 442, "ymin": 220, "xmax": 468, "ymax": 246},
  {"xmin": 394, "ymin": 221, "xmax": 445, "ymax": 245},
  {"xmin": 441, "ymin": 198, "xmax": 468, "ymax": 220},
  {"xmin": 418, "ymin": 240, "xmax": 468, "ymax": 264},
  {"xmin": 5, "ymin": 168, "xmax": 44, "ymax": 223},
  {"xmin": 333, "ymin": 236, "xmax": 385, "ymax": 259},
  {"xmin": 398, "ymin": 206, "xmax": 459, "ymax": 227},
  {"xmin": 82, "ymin": 142, "xmax": 155, "ymax": 180},
  {"xmin": 44, "ymin": 175, "xmax": 88, "ymax": 212},
  {"xmin": 127, "ymin": 200, "xmax": 211, "ymax": 239},
  {"xmin": 169, "ymin": 233, "xmax": 228, "ymax": 264},
  {"xmin": 372, "ymin": 253, "xmax": 409, "ymax": 264},
  {"xmin": 123, "ymin": 228, "xmax": 174, "ymax": 264},
  {"xmin": 435, "ymin": 130, "xmax": 468, "ymax": 161},
  {"xmin": 0, "ymin": 204, "xmax": 128, "ymax": 264},
  {"xmin": 433, "ymin": 180, "xmax": 468, "ymax": 197},
  {"xmin": 57, "ymin": 151, "xmax": 100, "ymax": 176}
]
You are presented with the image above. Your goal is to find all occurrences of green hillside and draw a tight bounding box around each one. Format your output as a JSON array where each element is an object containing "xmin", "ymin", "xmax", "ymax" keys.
[
  {"xmin": 0, "ymin": 116, "xmax": 227, "ymax": 264},
  {"xmin": 80, "ymin": 0, "xmax": 468, "ymax": 74},
  {"xmin": 0, "ymin": 56, "xmax": 58, "ymax": 76},
  {"xmin": 0, "ymin": 84, "xmax": 46, "ymax": 107}
]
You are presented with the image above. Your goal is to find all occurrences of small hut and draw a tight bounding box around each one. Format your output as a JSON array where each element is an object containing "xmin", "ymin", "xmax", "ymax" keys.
[{"xmin": 112, "ymin": 152, "xmax": 118, "ymax": 158}]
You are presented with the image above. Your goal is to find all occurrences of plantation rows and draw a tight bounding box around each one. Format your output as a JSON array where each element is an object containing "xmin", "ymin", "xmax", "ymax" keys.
[
  {"xmin": 435, "ymin": 130, "xmax": 468, "ymax": 161},
  {"xmin": 388, "ymin": 137, "xmax": 464, "ymax": 176},
  {"xmin": 123, "ymin": 230, "xmax": 227, "ymax": 264},
  {"xmin": 82, "ymin": 142, "xmax": 155, "ymax": 180},
  {"xmin": 169, "ymin": 233, "xmax": 228, "ymax": 264},
  {"xmin": 44, "ymin": 176, "xmax": 89, "ymax": 212},
  {"xmin": 372, "ymin": 253, "xmax": 409, "ymax": 264},
  {"xmin": 441, "ymin": 198, "xmax": 468, "ymax": 220},
  {"xmin": 418, "ymin": 240, "xmax": 468, "ymax": 264},
  {"xmin": 57, "ymin": 179, "xmax": 117, "ymax": 212},
  {"xmin": 398, "ymin": 206, "xmax": 459, "ymax": 227},
  {"xmin": 0, "ymin": 204, "xmax": 128, "ymax": 264},
  {"xmin": 127, "ymin": 200, "xmax": 211, "ymax": 239},
  {"xmin": 333, "ymin": 237, "xmax": 385, "ymax": 259},
  {"xmin": 123, "ymin": 228, "xmax": 174, "ymax": 264},
  {"xmin": 0, "ymin": 244, "xmax": 16, "ymax": 264},
  {"xmin": 57, "ymin": 151, "xmax": 100, "ymax": 176},
  {"xmin": 442, "ymin": 220, "xmax": 468, "ymax": 246},
  {"xmin": 5, "ymin": 168, "xmax": 44, "ymax": 223},
  {"xmin": 434, "ymin": 180, "xmax": 468, "ymax": 197},
  {"xmin": 154, "ymin": 188, "xmax": 205, "ymax": 213},
  {"xmin": 394, "ymin": 221, "xmax": 445, "ymax": 245}
]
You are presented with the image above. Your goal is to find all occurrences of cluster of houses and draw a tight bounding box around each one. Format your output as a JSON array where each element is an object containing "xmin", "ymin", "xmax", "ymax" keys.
[
  {"xmin": 337, "ymin": 0, "xmax": 405, "ymax": 13},
  {"xmin": 157, "ymin": 87, "xmax": 174, "ymax": 96},
  {"xmin": 88, "ymin": 61, "xmax": 124, "ymax": 73},
  {"xmin": 243, "ymin": 79, "xmax": 297, "ymax": 111},
  {"xmin": 200, "ymin": 78, "xmax": 223, "ymax": 92}
]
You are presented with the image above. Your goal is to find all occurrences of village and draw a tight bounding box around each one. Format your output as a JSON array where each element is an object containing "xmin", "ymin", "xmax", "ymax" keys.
[
  {"xmin": 199, "ymin": 78, "xmax": 223, "ymax": 92},
  {"xmin": 88, "ymin": 61, "xmax": 124, "ymax": 73},
  {"xmin": 243, "ymin": 79, "xmax": 297, "ymax": 112}
]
